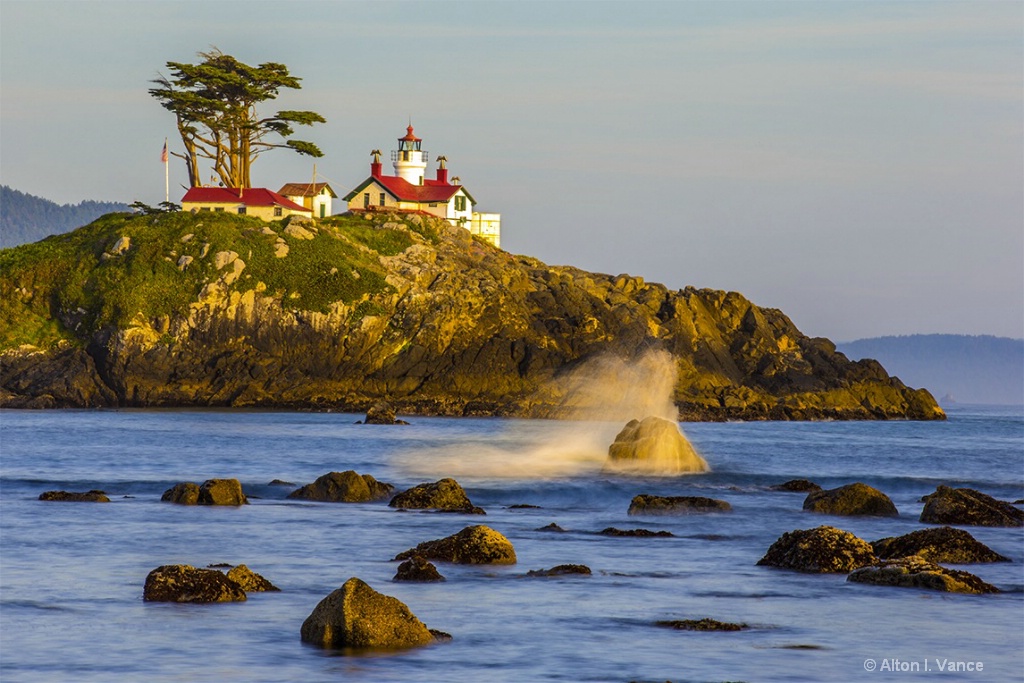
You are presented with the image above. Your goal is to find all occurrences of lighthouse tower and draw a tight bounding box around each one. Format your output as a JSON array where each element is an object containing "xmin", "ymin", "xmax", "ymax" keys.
[{"xmin": 392, "ymin": 125, "xmax": 428, "ymax": 185}]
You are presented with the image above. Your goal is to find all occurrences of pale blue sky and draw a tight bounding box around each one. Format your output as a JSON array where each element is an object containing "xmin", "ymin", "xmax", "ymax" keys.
[{"xmin": 2, "ymin": 1, "xmax": 1021, "ymax": 341}]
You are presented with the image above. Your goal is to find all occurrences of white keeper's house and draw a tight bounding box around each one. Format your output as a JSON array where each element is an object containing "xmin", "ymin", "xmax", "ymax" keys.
[{"xmin": 343, "ymin": 125, "xmax": 501, "ymax": 247}]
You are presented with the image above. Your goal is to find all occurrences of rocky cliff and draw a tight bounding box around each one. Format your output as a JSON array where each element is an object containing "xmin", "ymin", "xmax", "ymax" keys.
[{"xmin": 0, "ymin": 211, "xmax": 944, "ymax": 420}]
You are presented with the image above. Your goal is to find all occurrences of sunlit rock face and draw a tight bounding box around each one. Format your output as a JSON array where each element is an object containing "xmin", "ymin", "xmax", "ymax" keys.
[{"xmin": 605, "ymin": 416, "xmax": 709, "ymax": 475}]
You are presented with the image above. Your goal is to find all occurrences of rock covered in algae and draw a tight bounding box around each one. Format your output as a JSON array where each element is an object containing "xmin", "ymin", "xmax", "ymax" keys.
[
  {"xmin": 300, "ymin": 577, "xmax": 437, "ymax": 650},
  {"xmin": 161, "ymin": 478, "xmax": 248, "ymax": 506},
  {"xmin": 919, "ymin": 485, "xmax": 1024, "ymax": 527},
  {"xmin": 143, "ymin": 564, "xmax": 247, "ymax": 603},
  {"xmin": 394, "ymin": 525, "xmax": 517, "ymax": 564},
  {"xmin": 848, "ymin": 556, "xmax": 1000, "ymax": 594},
  {"xmin": 803, "ymin": 482, "xmax": 899, "ymax": 517},
  {"xmin": 389, "ymin": 478, "xmax": 483, "ymax": 513},
  {"xmin": 606, "ymin": 416, "xmax": 708, "ymax": 475},
  {"xmin": 287, "ymin": 470, "xmax": 394, "ymax": 503},
  {"xmin": 757, "ymin": 525, "xmax": 877, "ymax": 573},
  {"xmin": 38, "ymin": 490, "xmax": 110, "ymax": 502},
  {"xmin": 628, "ymin": 494, "xmax": 731, "ymax": 515},
  {"xmin": 872, "ymin": 526, "xmax": 1011, "ymax": 563},
  {"xmin": 225, "ymin": 564, "xmax": 280, "ymax": 592}
]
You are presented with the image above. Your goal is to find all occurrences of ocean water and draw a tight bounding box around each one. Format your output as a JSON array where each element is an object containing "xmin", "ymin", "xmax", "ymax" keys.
[{"xmin": 0, "ymin": 405, "xmax": 1021, "ymax": 682}]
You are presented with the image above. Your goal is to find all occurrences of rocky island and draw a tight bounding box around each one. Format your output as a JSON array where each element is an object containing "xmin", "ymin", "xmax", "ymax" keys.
[{"xmin": 0, "ymin": 210, "xmax": 943, "ymax": 420}]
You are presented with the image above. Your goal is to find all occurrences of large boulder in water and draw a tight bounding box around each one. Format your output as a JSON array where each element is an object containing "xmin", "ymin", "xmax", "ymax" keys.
[
  {"xmin": 848, "ymin": 556, "xmax": 1000, "ymax": 594},
  {"xmin": 757, "ymin": 525, "xmax": 877, "ymax": 573},
  {"xmin": 287, "ymin": 471, "xmax": 394, "ymax": 503},
  {"xmin": 919, "ymin": 485, "xmax": 1024, "ymax": 527},
  {"xmin": 606, "ymin": 417, "xmax": 708, "ymax": 475},
  {"xmin": 803, "ymin": 483, "xmax": 898, "ymax": 517},
  {"xmin": 143, "ymin": 564, "xmax": 247, "ymax": 603},
  {"xmin": 389, "ymin": 478, "xmax": 482, "ymax": 513},
  {"xmin": 300, "ymin": 577, "xmax": 436, "ymax": 650},
  {"xmin": 872, "ymin": 526, "xmax": 1011, "ymax": 563},
  {"xmin": 394, "ymin": 525, "xmax": 517, "ymax": 564},
  {"xmin": 161, "ymin": 482, "xmax": 200, "ymax": 505}
]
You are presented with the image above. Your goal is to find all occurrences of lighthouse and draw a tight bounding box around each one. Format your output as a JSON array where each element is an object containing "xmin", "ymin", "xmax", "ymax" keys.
[
  {"xmin": 344, "ymin": 124, "xmax": 501, "ymax": 247},
  {"xmin": 392, "ymin": 125, "xmax": 427, "ymax": 185}
]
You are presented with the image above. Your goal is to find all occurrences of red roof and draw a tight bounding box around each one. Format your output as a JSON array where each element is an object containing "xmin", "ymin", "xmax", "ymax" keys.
[
  {"xmin": 371, "ymin": 174, "xmax": 462, "ymax": 203},
  {"xmin": 399, "ymin": 125, "xmax": 421, "ymax": 143},
  {"xmin": 181, "ymin": 187, "xmax": 309, "ymax": 212}
]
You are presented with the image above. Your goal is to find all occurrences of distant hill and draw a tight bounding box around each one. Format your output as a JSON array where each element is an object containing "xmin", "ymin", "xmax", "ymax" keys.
[
  {"xmin": 837, "ymin": 335, "xmax": 1024, "ymax": 405},
  {"xmin": 0, "ymin": 186, "xmax": 131, "ymax": 248}
]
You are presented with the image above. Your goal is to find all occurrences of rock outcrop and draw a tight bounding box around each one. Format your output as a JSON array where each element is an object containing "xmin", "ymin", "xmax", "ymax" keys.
[
  {"xmin": 287, "ymin": 471, "xmax": 394, "ymax": 503},
  {"xmin": 802, "ymin": 483, "xmax": 899, "ymax": 517},
  {"xmin": 162, "ymin": 479, "xmax": 248, "ymax": 506},
  {"xmin": 770, "ymin": 479, "xmax": 821, "ymax": 493},
  {"xmin": 300, "ymin": 577, "xmax": 437, "ymax": 650},
  {"xmin": 599, "ymin": 527, "xmax": 674, "ymax": 537},
  {"xmin": 872, "ymin": 527, "xmax": 1011, "ymax": 563},
  {"xmin": 38, "ymin": 490, "xmax": 110, "ymax": 502},
  {"xmin": 143, "ymin": 564, "xmax": 247, "ymax": 603},
  {"xmin": 0, "ymin": 211, "xmax": 944, "ymax": 421},
  {"xmin": 628, "ymin": 494, "xmax": 731, "ymax": 515},
  {"xmin": 388, "ymin": 478, "xmax": 482, "ymax": 513},
  {"xmin": 605, "ymin": 416, "xmax": 708, "ymax": 474},
  {"xmin": 362, "ymin": 401, "xmax": 408, "ymax": 425},
  {"xmin": 757, "ymin": 525, "xmax": 877, "ymax": 573},
  {"xmin": 919, "ymin": 485, "xmax": 1024, "ymax": 527},
  {"xmin": 394, "ymin": 525, "xmax": 517, "ymax": 565},
  {"xmin": 848, "ymin": 556, "xmax": 1001, "ymax": 594}
]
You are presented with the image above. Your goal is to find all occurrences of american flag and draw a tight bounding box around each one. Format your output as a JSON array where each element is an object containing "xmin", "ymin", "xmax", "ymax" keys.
[{"xmin": 161, "ymin": 141, "xmax": 168, "ymax": 163}]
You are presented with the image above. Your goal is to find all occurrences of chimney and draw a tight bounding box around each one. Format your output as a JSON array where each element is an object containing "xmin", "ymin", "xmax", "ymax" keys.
[
  {"xmin": 436, "ymin": 155, "xmax": 448, "ymax": 183},
  {"xmin": 370, "ymin": 149, "xmax": 382, "ymax": 177}
]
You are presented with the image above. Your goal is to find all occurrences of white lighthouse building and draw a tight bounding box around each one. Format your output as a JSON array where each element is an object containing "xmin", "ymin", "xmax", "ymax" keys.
[{"xmin": 343, "ymin": 125, "xmax": 501, "ymax": 248}]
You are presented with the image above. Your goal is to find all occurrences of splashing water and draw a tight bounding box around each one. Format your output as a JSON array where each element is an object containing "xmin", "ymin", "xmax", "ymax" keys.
[{"xmin": 396, "ymin": 350, "xmax": 704, "ymax": 479}]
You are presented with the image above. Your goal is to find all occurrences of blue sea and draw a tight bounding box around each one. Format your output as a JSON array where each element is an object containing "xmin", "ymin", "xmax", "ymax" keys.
[{"xmin": 1, "ymin": 406, "xmax": 1022, "ymax": 682}]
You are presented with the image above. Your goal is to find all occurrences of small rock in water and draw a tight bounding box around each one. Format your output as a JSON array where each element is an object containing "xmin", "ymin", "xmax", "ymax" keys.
[
  {"xmin": 526, "ymin": 564, "xmax": 592, "ymax": 577},
  {"xmin": 872, "ymin": 526, "xmax": 1011, "ymax": 563},
  {"xmin": 226, "ymin": 564, "xmax": 280, "ymax": 592},
  {"xmin": 38, "ymin": 490, "xmax": 110, "ymax": 502},
  {"xmin": 606, "ymin": 416, "xmax": 709, "ymax": 475},
  {"xmin": 389, "ymin": 478, "xmax": 482, "ymax": 513},
  {"xmin": 394, "ymin": 525, "xmax": 517, "ymax": 565},
  {"xmin": 757, "ymin": 525, "xmax": 877, "ymax": 573},
  {"xmin": 655, "ymin": 618, "xmax": 748, "ymax": 632},
  {"xmin": 143, "ymin": 564, "xmax": 247, "ymax": 603},
  {"xmin": 770, "ymin": 479, "xmax": 821, "ymax": 492},
  {"xmin": 628, "ymin": 494, "xmax": 731, "ymax": 515},
  {"xmin": 600, "ymin": 527, "xmax": 674, "ymax": 537},
  {"xmin": 394, "ymin": 556, "xmax": 446, "ymax": 582},
  {"xmin": 287, "ymin": 470, "xmax": 393, "ymax": 503},
  {"xmin": 536, "ymin": 522, "xmax": 567, "ymax": 532}
]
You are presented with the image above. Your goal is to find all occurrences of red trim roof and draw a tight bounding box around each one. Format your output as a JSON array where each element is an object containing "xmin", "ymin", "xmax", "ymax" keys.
[
  {"xmin": 181, "ymin": 187, "xmax": 309, "ymax": 212},
  {"xmin": 375, "ymin": 174, "xmax": 462, "ymax": 203}
]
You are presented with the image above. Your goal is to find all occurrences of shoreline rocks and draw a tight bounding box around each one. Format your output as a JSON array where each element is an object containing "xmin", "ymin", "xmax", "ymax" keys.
[
  {"xmin": 803, "ymin": 483, "xmax": 898, "ymax": 517},
  {"xmin": 287, "ymin": 471, "xmax": 394, "ymax": 503},
  {"xmin": 394, "ymin": 556, "xmax": 446, "ymax": 582},
  {"xmin": 919, "ymin": 485, "xmax": 1024, "ymax": 527},
  {"xmin": 394, "ymin": 525, "xmax": 517, "ymax": 565},
  {"xmin": 770, "ymin": 479, "xmax": 821, "ymax": 493},
  {"xmin": 757, "ymin": 526, "xmax": 877, "ymax": 573},
  {"xmin": 300, "ymin": 577, "xmax": 438, "ymax": 650},
  {"xmin": 599, "ymin": 527, "xmax": 674, "ymax": 537},
  {"xmin": 628, "ymin": 494, "xmax": 731, "ymax": 515},
  {"xmin": 526, "ymin": 564, "xmax": 592, "ymax": 577},
  {"xmin": 848, "ymin": 556, "xmax": 1001, "ymax": 594},
  {"xmin": 656, "ymin": 618, "xmax": 748, "ymax": 632}
]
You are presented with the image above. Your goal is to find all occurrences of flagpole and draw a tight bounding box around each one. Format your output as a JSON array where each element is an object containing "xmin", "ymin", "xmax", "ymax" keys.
[{"xmin": 164, "ymin": 137, "xmax": 169, "ymax": 204}]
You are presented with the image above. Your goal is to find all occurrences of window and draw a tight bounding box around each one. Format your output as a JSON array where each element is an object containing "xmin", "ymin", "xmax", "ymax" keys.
[
  {"xmin": 379, "ymin": 192, "xmax": 385, "ymax": 207},
  {"xmin": 199, "ymin": 207, "xmax": 211, "ymax": 212},
  {"xmin": 214, "ymin": 207, "xmax": 224, "ymax": 212},
  {"xmin": 237, "ymin": 207, "xmax": 246, "ymax": 215},
  {"xmin": 454, "ymin": 196, "xmax": 466, "ymax": 211},
  {"xmin": 273, "ymin": 207, "xmax": 283, "ymax": 217},
  {"xmin": 403, "ymin": 151, "xmax": 410, "ymax": 161},
  {"xmin": 363, "ymin": 193, "xmax": 370, "ymax": 208}
]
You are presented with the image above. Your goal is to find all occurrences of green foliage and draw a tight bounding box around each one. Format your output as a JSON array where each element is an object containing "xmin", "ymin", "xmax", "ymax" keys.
[
  {"xmin": 0, "ymin": 185, "xmax": 131, "ymax": 248},
  {"xmin": 0, "ymin": 211, "xmax": 407, "ymax": 349}
]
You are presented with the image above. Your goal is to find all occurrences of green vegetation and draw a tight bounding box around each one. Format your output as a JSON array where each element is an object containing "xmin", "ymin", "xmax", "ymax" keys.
[{"xmin": 0, "ymin": 211, "xmax": 409, "ymax": 350}]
